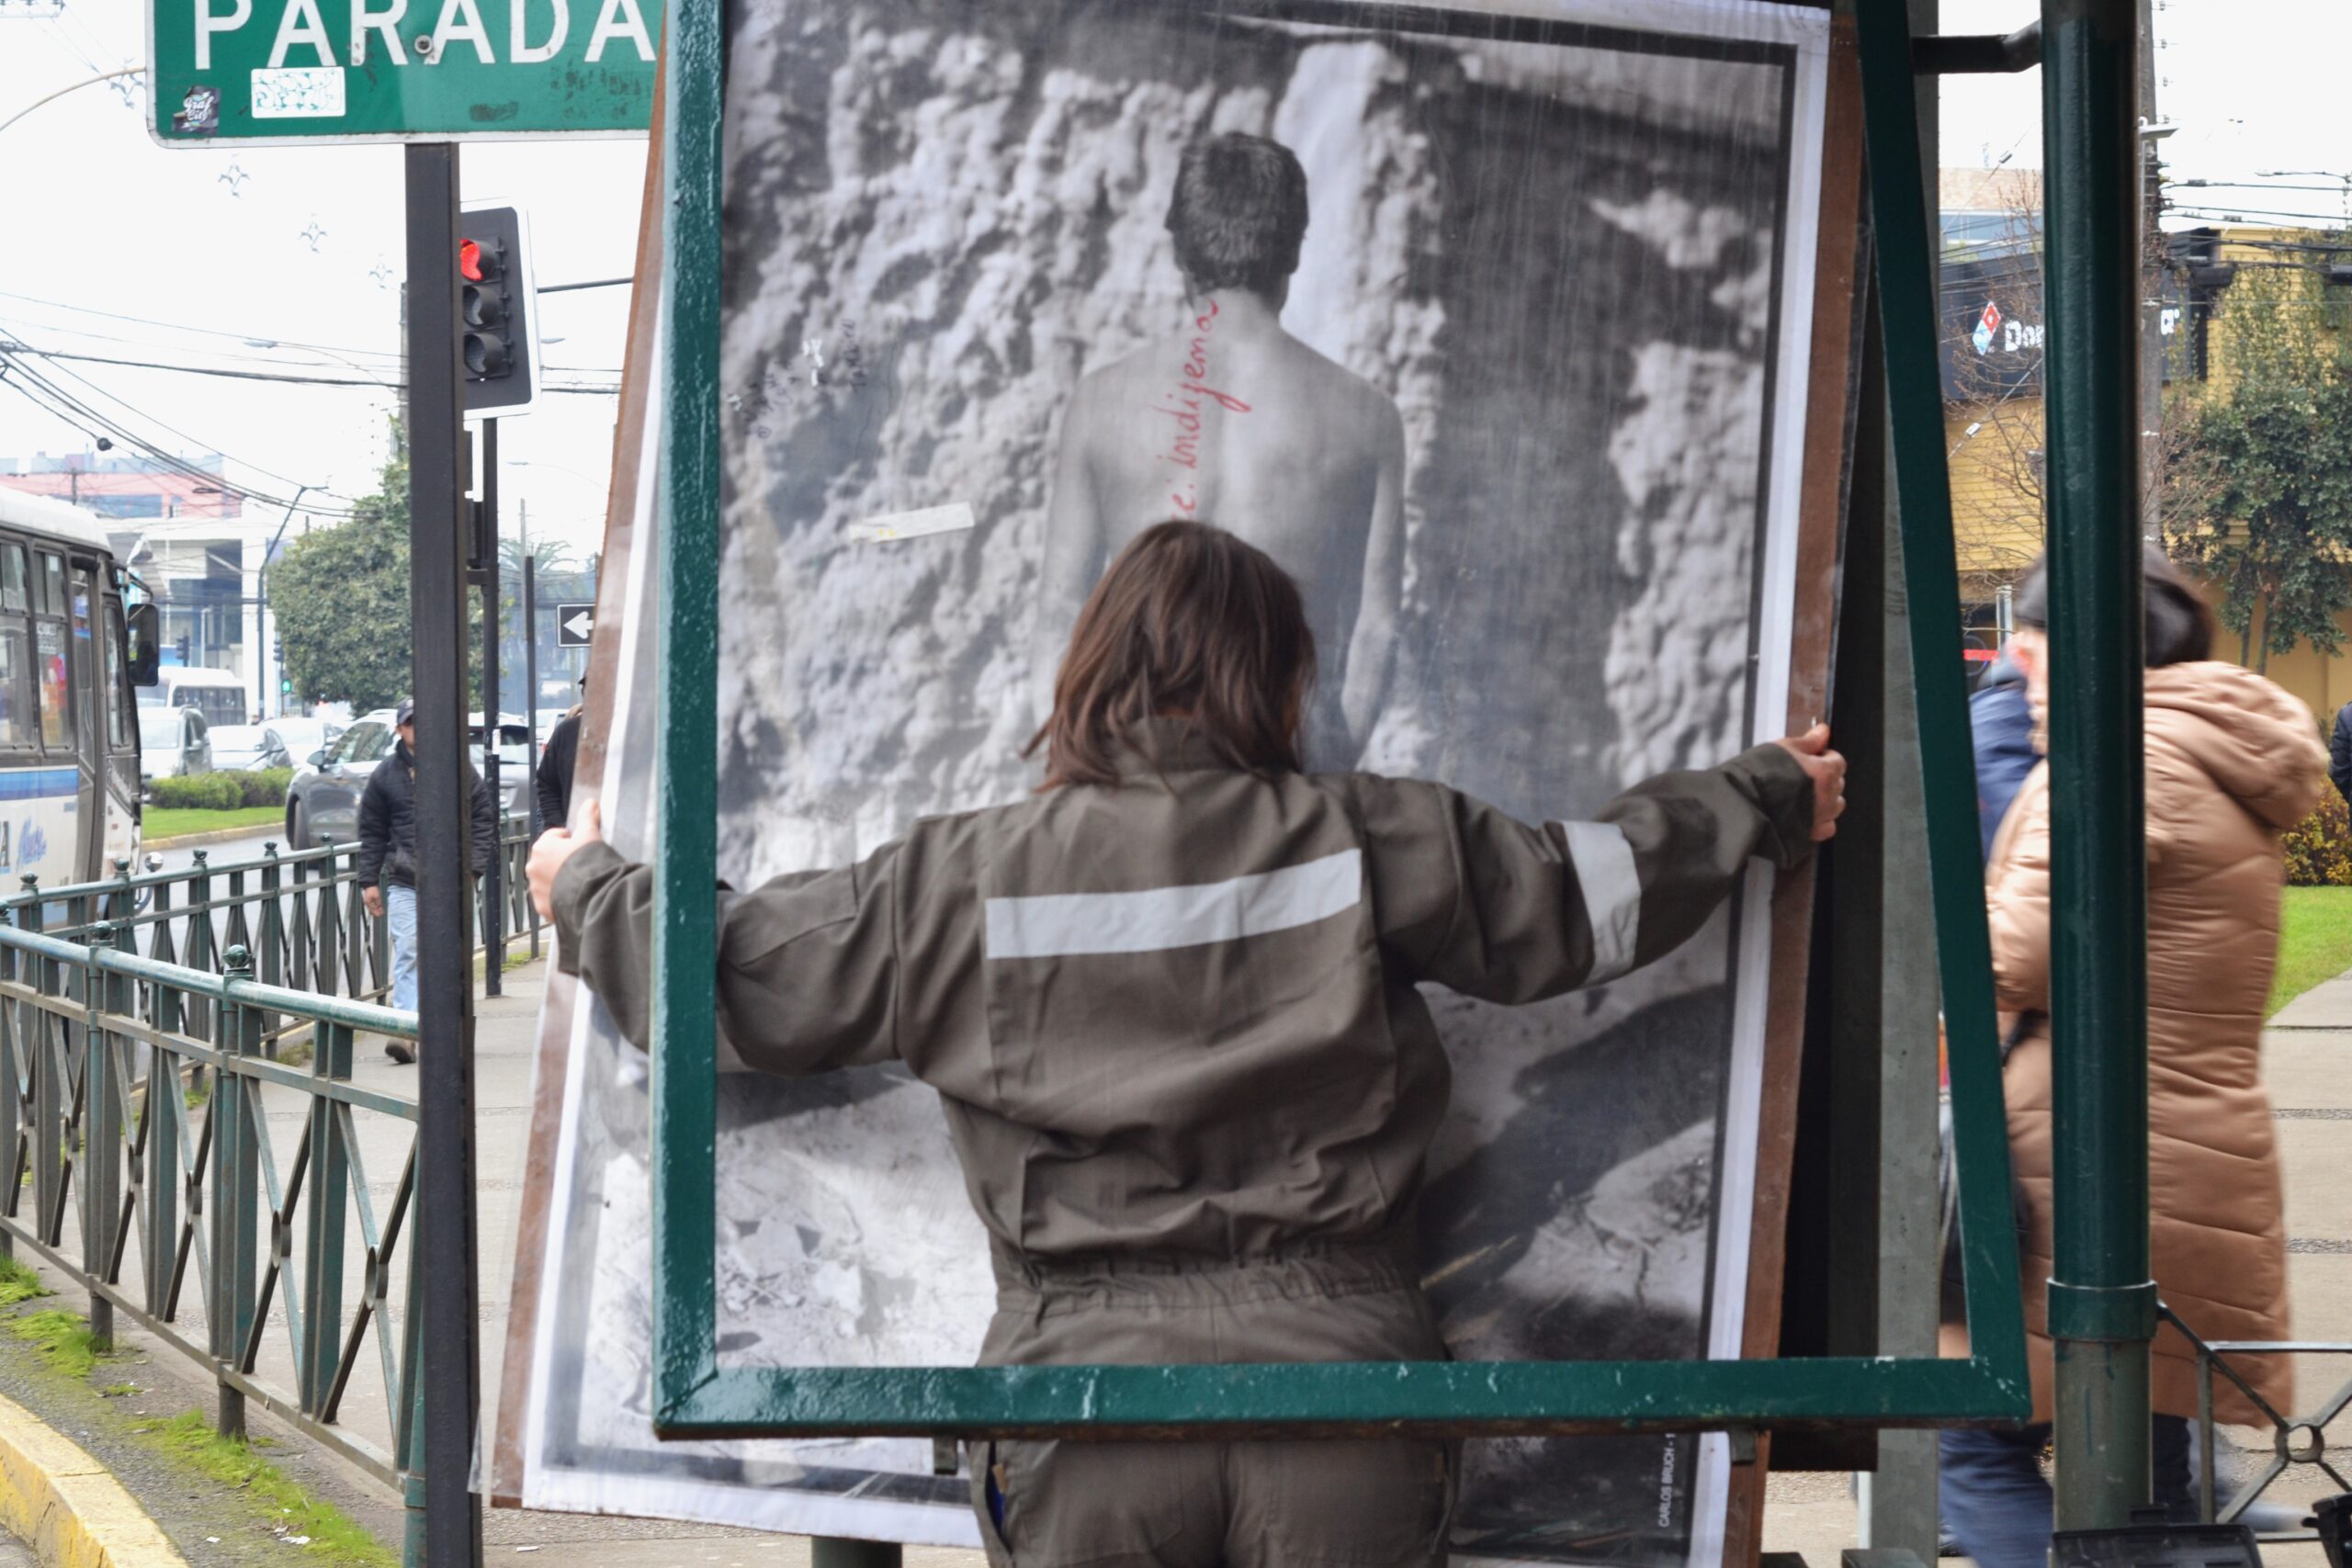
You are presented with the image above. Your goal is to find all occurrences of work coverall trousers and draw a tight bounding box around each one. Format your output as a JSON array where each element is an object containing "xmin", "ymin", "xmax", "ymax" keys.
[{"xmin": 967, "ymin": 1244, "xmax": 1456, "ymax": 1568}]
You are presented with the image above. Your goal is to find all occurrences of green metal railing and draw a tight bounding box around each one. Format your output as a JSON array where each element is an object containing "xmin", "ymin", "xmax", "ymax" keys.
[
  {"xmin": 0, "ymin": 919, "xmax": 421, "ymax": 1479},
  {"xmin": 0, "ymin": 829, "xmax": 543, "ymax": 1559},
  {"xmin": 0, "ymin": 824, "xmax": 543, "ymax": 1042},
  {"xmin": 2159, "ymin": 1304, "xmax": 2352, "ymax": 1539}
]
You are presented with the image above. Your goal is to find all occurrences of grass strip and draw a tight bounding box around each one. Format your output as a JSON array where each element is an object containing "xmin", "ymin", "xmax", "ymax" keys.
[
  {"xmin": 9, "ymin": 1308, "xmax": 104, "ymax": 1379},
  {"xmin": 0, "ymin": 1254, "xmax": 51, "ymax": 1307},
  {"xmin": 2272, "ymin": 886, "xmax": 2352, "ymax": 1017},
  {"xmin": 142, "ymin": 805, "xmax": 285, "ymax": 841},
  {"xmin": 141, "ymin": 1412, "xmax": 397, "ymax": 1565}
]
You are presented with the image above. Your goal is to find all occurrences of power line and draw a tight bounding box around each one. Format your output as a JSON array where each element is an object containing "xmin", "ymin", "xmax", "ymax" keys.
[
  {"xmin": 0, "ymin": 288, "xmax": 402, "ymax": 367},
  {"xmin": 1, "ymin": 342, "xmax": 618, "ymax": 394},
  {"xmin": 28, "ymin": 346, "xmax": 356, "ymax": 497},
  {"xmin": 0, "ymin": 288, "xmax": 626, "ymax": 375},
  {"xmin": 0, "ymin": 353, "xmax": 362, "ymax": 518}
]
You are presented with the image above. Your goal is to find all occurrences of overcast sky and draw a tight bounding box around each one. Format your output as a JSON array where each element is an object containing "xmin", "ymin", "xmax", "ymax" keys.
[
  {"xmin": 0, "ymin": 0, "xmax": 646, "ymax": 557},
  {"xmin": 0, "ymin": 0, "xmax": 2344, "ymax": 559}
]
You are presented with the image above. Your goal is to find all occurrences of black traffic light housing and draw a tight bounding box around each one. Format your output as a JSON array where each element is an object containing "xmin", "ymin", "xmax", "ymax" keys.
[{"xmin": 457, "ymin": 203, "xmax": 539, "ymax": 417}]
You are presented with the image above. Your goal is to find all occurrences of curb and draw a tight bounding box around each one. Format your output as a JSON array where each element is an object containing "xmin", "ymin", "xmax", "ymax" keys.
[
  {"xmin": 0, "ymin": 1391, "xmax": 188, "ymax": 1568},
  {"xmin": 138, "ymin": 824, "xmax": 282, "ymax": 852}
]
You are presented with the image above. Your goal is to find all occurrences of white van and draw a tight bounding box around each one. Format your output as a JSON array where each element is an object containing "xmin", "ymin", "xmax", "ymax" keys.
[{"xmin": 137, "ymin": 666, "xmax": 248, "ymax": 729}]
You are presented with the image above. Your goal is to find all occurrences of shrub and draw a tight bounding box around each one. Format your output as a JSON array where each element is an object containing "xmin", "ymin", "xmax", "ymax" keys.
[
  {"xmin": 2283, "ymin": 788, "xmax": 2352, "ymax": 886},
  {"xmin": 239, "ymin": 768, "xmax": 295, "ymax": 807},
  {"xmin": 148, "ymin": 773, "xmax": 233, "ymax": 809},
  {"xmin": 148, "ymin": 770, "xmax": 295, "ymax": 811}
]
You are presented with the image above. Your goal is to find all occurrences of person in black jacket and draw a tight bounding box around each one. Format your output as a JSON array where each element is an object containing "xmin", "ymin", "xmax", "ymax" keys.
[
  {"xmin": 535, "ymin": 675, "xmax": 583, "ymax": 834},
  {"xmin": 2331, "ymin": 699, "xmax": 2352, "ymax": 807},
  {"xmin": 356, "ymin": 696, "xmax": 498, "ymax": 1064}
]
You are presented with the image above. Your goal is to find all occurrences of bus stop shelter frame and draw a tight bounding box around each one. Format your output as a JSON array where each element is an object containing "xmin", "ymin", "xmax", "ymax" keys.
[{"xmin": 639, "ymin": 0, "xmax": 2151, "ymax": 1539}]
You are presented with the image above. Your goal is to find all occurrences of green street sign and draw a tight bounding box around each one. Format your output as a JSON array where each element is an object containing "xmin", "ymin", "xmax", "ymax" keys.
[{"xmin": 146, "ymin": 0, "xmax": 660, "ymax": 146}]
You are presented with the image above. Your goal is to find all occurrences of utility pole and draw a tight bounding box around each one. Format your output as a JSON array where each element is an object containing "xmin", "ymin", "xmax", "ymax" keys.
[{"xmin": 2138, "ymin": 0, "xmax": 2166, "ymax": 536}]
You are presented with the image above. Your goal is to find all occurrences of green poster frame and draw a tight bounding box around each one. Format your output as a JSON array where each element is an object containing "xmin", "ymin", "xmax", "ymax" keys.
[{"xmin": 645, "ymin": 0, "xmax": 2030, "ymax": 1440}]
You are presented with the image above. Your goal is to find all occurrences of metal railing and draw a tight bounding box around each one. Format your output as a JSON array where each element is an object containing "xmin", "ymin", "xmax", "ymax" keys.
[
  {"xmin": 0, "ymin": 823, "xmax": 543, "ymax": 1043},
  {"xmin": 0, "ymin": 921, "xmax": 422, "ymax": 1482},
  {"xmin": 2162, "ymin": 1303, "xmax": 2352, "ymax": 1540},
  {"xmin": 0, "ymin": 825, "xmax": 545, "ymax": 1555}
]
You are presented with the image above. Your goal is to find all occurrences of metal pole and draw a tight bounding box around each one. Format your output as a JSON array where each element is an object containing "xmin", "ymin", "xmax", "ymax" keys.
[
  {"xmin": 480, "ymin": 418, "xmax": 504, "ymax": 997},
  {"xmin": 523, "ymin": 551, "xmax": 540, "ymax": 839},
  {"xmin": 254, "ymin": 484, "xmax": 311, "ymax": 722},
  {"xmin": 2041, "ymin": 0, "xmax": 2154, "ymax": 1535},
  {"xmin": 403, "ymin": 140, "xmax": 486, "ymax": 1568},
  {"xmin": 2137, "ymin": 0, "xmax": 2165, "ymax": 537},
  {"xmin": 1862, "ymin": 0, "xmax": 1944, "ymax": 1549}
]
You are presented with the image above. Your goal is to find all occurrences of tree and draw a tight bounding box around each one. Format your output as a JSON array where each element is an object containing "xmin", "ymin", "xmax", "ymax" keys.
[
  {"xmin": 270, "ymin": 423, "xmax": 483, "ymax": 711},
  {"xmin": 2164, "ymin": 247, "xmax": 2352, "ymax": 670}
]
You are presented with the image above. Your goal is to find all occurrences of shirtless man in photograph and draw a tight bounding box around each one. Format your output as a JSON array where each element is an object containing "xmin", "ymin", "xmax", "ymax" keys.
[{"xmin": 1033, "ymin": 132, "xmax": 1408, "ymax": 765}]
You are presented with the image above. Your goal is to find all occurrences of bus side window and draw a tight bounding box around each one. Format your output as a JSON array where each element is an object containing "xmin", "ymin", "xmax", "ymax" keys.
[
  {"xmin": 36, "ymin": 554, "xmax": 64, "ymax": 620},
  {"xmin": 34, "ymin": 621, "xmax": 70, "ymax": 750},
  {"xmin": 103, "ymin": 603, "xmax": 132, "ymax": 752},
  {"xmin": 0, "ymin": 546, "xmax": 28, "ymax": 615},
  {"xmin": 0, "ymin": 629, "xmax": 29, "ymax": 750}
]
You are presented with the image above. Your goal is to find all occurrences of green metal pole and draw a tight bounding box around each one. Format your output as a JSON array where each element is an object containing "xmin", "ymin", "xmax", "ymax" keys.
[{"xmin": 2041, "ymin": 0, "xmax": 2155, "ymax": 1535}]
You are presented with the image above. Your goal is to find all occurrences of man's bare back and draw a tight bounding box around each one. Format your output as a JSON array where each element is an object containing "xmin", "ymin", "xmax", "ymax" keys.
[{"xmin": 1035, "ymin": 291, "xmax": 1407, "ymax": 761}]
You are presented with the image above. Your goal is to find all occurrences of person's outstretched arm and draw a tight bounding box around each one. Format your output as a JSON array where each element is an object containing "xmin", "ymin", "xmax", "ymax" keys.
[
  {"xmin": 530, "ymin": 805, "xmax": 902, "ymax": 1076},
  {"xmin": 1361, "ymin": 729, "xmax": 1842, "ymax": 1004}
]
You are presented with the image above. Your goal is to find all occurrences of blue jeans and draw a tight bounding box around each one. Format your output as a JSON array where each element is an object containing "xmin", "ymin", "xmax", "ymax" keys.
[
  {"xmin": 385, "ymin": 885, "xmax": 419, "ymax": 1013},
  {"xmin": 1940, "ymin": 1416, "xmax": 2197, "ymax": 1568}
]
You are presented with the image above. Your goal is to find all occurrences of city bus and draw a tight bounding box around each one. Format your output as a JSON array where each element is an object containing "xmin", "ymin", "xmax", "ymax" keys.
[{"xmin": 0, "ymin": 489, "xmax": 159, "ymax": 886}]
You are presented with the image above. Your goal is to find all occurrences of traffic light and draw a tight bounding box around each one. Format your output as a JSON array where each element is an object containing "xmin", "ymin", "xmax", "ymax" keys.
[{"xmin": 456, "ymin": 203, "xmax": 539, "ymax": 417}]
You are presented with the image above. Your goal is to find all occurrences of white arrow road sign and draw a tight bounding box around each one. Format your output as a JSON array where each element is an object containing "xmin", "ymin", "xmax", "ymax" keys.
[{"xmin": 556, "ymin": 604, "xmax": 596, "ymax": 647}]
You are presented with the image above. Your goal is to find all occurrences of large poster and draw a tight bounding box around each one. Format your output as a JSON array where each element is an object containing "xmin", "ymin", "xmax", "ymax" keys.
[{"xmin": 509, "ymin": 2, "xmax": 1837, "ymax": 1562}]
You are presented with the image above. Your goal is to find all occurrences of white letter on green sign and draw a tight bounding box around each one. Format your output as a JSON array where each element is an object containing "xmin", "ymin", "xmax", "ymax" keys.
[
  {"xmin": 511, "ymin": 0, "xmax": 570, "ymax": 63},
  {"xmin": 583, "ymin": 0, "xmax": 651, "ymax": 62},
  {"xmin": 195, "ymin": 0, "xmax": 253, "ymax": 69},
  {"xmin": 269, "ymin": 0, "xmax": 334, "ymax": 67},
  {"xmin": 350, "ymin": 0, "xmax": 407, "ymax": 66}
]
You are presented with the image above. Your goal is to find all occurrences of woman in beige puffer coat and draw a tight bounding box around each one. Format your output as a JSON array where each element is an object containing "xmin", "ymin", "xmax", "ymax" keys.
[{"xmin": 1940, "ymin": 548, "xmax": 2324, "ymax": 1568}]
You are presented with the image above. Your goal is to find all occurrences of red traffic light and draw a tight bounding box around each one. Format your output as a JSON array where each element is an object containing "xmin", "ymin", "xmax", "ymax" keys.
[{"xmin": 459, "ymin": 237, "xmax": 503, "ymax": 283}]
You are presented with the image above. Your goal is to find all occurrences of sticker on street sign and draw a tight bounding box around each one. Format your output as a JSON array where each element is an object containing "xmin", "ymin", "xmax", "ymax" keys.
[
  {"xmin": 146, "ymin": 0, "xmax": 662, "ymax": 146},
  {"xmin": 556, "ymin": 604, "xmax": 594, "ymax": 648}
]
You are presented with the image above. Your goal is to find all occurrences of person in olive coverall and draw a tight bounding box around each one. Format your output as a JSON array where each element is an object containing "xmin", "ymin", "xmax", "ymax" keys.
[{"xmin": 528, "ymin": 521, "xmax": 1844, "ymax": 1568}]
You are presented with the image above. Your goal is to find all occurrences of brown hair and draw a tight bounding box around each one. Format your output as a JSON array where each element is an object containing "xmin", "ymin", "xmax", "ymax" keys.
[
  {"xmin": 1030, "ymin": 521, "xmax": 1316, "ymax": 788},
  {"xmin": 2012, "ymin": 544, "xmax": 2216, "ymax": 667}
]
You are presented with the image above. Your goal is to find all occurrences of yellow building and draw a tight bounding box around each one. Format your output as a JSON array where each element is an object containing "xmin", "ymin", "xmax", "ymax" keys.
[{"xmin": 1939, "ymin": 197, "xmax": 2352, "ymax": 724}]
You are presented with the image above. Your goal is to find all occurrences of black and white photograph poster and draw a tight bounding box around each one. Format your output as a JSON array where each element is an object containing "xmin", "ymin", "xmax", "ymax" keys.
[{"xmin": 512, "ymin": 1, "xmax": 1837, "ymax": 1562}]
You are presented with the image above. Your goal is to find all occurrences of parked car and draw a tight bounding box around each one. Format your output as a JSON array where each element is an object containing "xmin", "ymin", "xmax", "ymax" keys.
[
  {"xmin": 208, "ymin": 724, "xmax": 291, "ymax": 773},
  {"xmin": 138, "ymin": 705, "xmax": 212, "ymax": 788},
  {"xmin": 282, "ymin": 707, "xmax": 396, "ymax": 849},
  {"xmin": 470, "ymin": 712, "xmax": 534, "ymax": 821},
  {"xmin": 261, "ymin": 716, "xmax": 342, "ymax": 770}
]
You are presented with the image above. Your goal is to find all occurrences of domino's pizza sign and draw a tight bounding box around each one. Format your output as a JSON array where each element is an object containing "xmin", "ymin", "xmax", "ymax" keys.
[
  {"xmin": 148, "ymin": 0, "xmax": 662, "ymax": 145},
  {"xmin": 1972, "ymin": 300, "xmax": 2002, "ymax": 355}
]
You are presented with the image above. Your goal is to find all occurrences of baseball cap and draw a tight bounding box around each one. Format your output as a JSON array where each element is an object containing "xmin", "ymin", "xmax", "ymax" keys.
[{"xmin": 395, "ymin": 697, "xmax": 415, "ymax": 727}]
